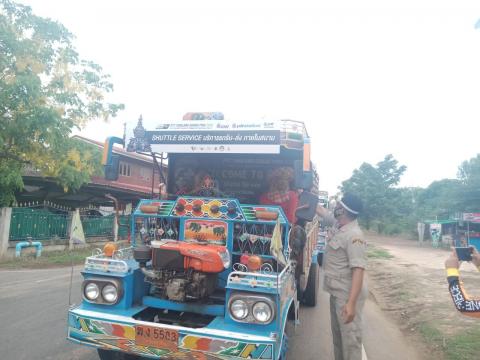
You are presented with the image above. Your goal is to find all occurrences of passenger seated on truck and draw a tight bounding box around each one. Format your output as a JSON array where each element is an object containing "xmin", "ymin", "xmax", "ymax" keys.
[
  {"xmin": 190, "ymin": 171, "xmax": 225, "ymax": 197},
  {"xmin": 173, "ymin": 167, "xmax": 195, "ymax": 195},
  {"xmin": 159, "ymin": 171, "xmax": 225, "ymax": 199},
  {"xmin": 259, "ymin": 167, "xmax": 299, "ymax": 224}
]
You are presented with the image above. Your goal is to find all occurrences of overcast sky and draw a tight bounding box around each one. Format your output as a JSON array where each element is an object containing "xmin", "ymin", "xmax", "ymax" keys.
[{"xmin": 19, "ymin": 0, "xmax": 480, "ymax": 194}]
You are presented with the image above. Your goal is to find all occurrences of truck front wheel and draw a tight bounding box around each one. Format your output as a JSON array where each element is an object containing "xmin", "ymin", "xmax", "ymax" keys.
[
  {"xmin": 279, "ymin": 319, "xmax": 294, "ymax": 360},
  {"xmin": 98, "ymin": 349, "xmax": 141, "ymax": 360}
]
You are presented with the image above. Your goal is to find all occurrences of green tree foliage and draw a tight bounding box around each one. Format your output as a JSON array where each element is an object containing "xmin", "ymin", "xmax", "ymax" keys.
[
  {"xmin": 457, "ymin": 154, "xmax": 480, "ymax": 211},
  {"xmin": 416, "ymin": 179, "xmax": 463, "ymax": 218},
  {"xmin": 340, "ymin": 153, "xmax": 480, "ymax": 236},
  {"xmin": 0, "ymin": 0, "xmax": 124, "ymax": 205},
  {"xmin": 340, "ymin": 154, "xmax": 407, "ymax": 232},
  {"xmin": 52, "ymin": 138, "xmax": 104, "ymax": 193}
]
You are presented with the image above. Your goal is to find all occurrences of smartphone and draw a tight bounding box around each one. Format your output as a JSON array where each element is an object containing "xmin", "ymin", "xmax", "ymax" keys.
[{"xmin": 455, "ymin": 247, "xmax": 473, "ymax": 261}]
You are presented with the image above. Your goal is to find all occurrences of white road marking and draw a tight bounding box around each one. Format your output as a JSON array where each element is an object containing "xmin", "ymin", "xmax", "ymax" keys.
[
  {"xmin": 0, "ymin": 269, "xmax": 63, "ymax": 273},
  {"xmin": 35, "ymin": 273, "xmax": 74, "ymax": 283},
  {"xmin": 0, "ymin": 266, "xmax": 83, "ymax": 274},
  {"xmin": 362, "ymin": 344, "xmax": 368, "ymax": 360},
  {"xmin": 0, "ymin": 273, "xmax": 79, "ymax": 288}
]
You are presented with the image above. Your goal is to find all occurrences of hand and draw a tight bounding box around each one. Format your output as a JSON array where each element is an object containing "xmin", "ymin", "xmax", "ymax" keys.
[
  {"xmin": 445, "ymin": 249, "xmax": 459, "ymax": 269},
  {"xmin": 471, "ymin": 246, "xmax": 480, "ymax": 267},
  {"xmin": 341, "ymin": 302, "xmax": 356, "ymax": 324},
  {"xmin": 316, "ymin": 204, "xmax": 327, "ymax": 217}
]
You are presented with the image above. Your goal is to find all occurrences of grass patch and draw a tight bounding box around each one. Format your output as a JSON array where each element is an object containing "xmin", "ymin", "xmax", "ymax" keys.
[
  {"xmin": 418, "ymin": 322, "xmax": 480, "ymax": 360},
  {"xmin": 0, "ymin": 247, "xmax": 95, "ymax": 269},
  {"xmin": 367, "ymin": 246, "xmax": 394, "ymax": 259},
  {"xmin": 445, "ymin": 327, "xmax": 480, "ymax": 360},
  {"xmin": 397, "ymin": 290, "xmax": 413, "ymax": 301},
  {"xmin": 419, "ymin": 322, "xmax": 444, "ymax": 344}
]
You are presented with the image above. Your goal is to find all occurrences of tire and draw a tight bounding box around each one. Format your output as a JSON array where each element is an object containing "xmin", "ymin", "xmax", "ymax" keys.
[
  {"xmin": 317, "ymin": 252, "xmax": 323, "ymax": 266},
  {"xmin": 303, "ymin": 262, "xmax": 318, "ymax": 307},
  {"xmin": 97, "ymin": 349, "xmax": 141, "ymax": 360},
  {"xmin": 296, "ymin": 287, "xmax": 303, "ymax": 302},
  {"xmin": 279, "ymin": 333, "xmax": 288, "ymax": 360},
  {"xmin": 279, "ymin": 319, "xmax": 294, "ymax": 360}
]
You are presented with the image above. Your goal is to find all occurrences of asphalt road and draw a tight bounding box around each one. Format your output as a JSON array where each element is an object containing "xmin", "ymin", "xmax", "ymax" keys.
[{"xmin": 0, "ymin": 266, "xmax": 419, "ymax": 360}]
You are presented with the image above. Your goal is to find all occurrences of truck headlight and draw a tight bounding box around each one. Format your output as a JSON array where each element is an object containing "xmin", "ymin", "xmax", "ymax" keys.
[
  {"xmin": 253, "ymin": 301, "xmax": 273, "ymax": 323},
  {"xmin": 102, "ymin": 284, "xmax": 118, "ymax": 303},
  {"xmin": 82, "ymin": 278, "xmax": 123, "ymax": 305},
  {"xmin": 230, "ymin": 299, "xmax": 249, "ymax": 320},
  {"xmin": 219, "ymin": 249, "xmax": 231, "ymax": 269},
  {"xmin": 84, "ymin": 283, "xmax": 100, "ymax": 301},
  {"xmin": 228, "ymin": 292, "xmax": 275, "ymax": 324}
]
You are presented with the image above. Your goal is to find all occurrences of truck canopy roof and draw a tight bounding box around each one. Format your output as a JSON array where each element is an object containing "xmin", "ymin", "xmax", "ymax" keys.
[{"xmin": 127, "ymin": 118, "xmax": 309, "ymax": 155}]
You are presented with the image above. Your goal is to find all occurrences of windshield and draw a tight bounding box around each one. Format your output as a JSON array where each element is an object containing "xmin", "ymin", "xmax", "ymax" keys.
[{"xmin": 168, "ymin": 153, "xmax": 302, "ymax": 203}]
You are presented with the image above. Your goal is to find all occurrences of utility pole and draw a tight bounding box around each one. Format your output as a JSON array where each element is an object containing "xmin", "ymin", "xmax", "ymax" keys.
[{"xmin": 122, "ymin": 122, "xmax": 127, "ymax": 149}]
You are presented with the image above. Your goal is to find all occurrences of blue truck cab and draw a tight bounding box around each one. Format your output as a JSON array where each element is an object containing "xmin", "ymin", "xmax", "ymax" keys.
[{"xmin": 67, "ymin": 116, "xmax": 320, "ymax": 360}]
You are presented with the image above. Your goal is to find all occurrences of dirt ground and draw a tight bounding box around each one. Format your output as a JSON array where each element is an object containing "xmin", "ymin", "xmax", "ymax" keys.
[{"xmin": 366, "ymin": 233, "xmax": 480, "ymax": 360}]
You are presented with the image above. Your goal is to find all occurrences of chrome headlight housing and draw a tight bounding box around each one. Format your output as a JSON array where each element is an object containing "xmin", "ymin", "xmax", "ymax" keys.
[
  {"xmin": 253, "ymin": 301, "xmax": 273, "ymax": 323},
  {"xmin": 230, "ymin": 299, "xmax": 249, "ymax": 320},
  {"xmin": 84, "ymin": 283, "xmax": 100, "ymax": 301},
  {"xmin": 82, "ymin": 278, "xmax": 123, "ymax": 305},
  {"xmin": 228, "ymin": 292, "xmax": 275, "ymax": 325},
  {"xmin": 102, "ymin": 284, "xmax": 119, "ymax": 303}
]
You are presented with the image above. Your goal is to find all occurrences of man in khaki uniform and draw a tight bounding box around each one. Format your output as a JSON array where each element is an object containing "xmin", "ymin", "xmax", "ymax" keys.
[{"xmin": 316, "ymin": 193, "xmax": 367, "ymax": 360}]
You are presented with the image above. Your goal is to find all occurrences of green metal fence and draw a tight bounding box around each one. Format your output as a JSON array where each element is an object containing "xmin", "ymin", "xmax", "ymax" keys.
[
  {"xmin": 9, "ymin": 207, "xmax": 70, "ymax": 241},
  {"xmin": 81, "ymin": 214, "xmax": 130, "ymax": 238},
  {"xmin": 81, "ymin": 214, "xmax": 114, "ymax": 238},
  {"xmin": 118, "ymin": 215, "xmax": 130, "ymax": 238},
  {"xmin": 9, "ymin": 207, "xmax": 131, "ymax": 241}
]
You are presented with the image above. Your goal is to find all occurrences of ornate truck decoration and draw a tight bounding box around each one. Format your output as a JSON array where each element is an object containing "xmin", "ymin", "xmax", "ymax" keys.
[{"xmin": 68, "ymin": 114, "xmax": 320, "ymax": 360}]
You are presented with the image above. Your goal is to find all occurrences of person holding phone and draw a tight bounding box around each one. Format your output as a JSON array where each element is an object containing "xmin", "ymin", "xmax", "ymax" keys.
[{"xmin": 445, "ymin": 246, "xmax": 480, "ymax": 318}]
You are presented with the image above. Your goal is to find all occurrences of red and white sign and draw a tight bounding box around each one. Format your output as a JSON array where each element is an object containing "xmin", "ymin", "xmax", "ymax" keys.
[{"xmin": 463, "ymin": 213, "xmax": 480, "ymax": 223}]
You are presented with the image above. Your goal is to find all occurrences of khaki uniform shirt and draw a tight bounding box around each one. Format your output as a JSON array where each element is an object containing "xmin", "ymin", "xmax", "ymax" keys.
[{"xmin": 323, "ymin": 218, "xmax": 367, "ymax": 300}]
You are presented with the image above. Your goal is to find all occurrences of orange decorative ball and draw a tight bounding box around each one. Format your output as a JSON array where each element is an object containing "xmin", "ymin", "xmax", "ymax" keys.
[
  {"xmin": 240, "ymin": 253, "xmax": 250, "ymax": 265},
  {"xmin": 103, "ymin": 242, "xmax": 117, "ymax": 257},
  {"xmin": 247, "ymin": 255, "xmax": 262, "ymax": 272}
]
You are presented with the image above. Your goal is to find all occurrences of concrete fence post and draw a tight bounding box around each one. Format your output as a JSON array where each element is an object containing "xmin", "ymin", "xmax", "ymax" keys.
[
  {"xmin": 417, "ymin": 222, "xmax": 425, "ymax": 245},
  {"xmin": 0, "ymin": 208, "xmax": 12, "ymax": 258}
]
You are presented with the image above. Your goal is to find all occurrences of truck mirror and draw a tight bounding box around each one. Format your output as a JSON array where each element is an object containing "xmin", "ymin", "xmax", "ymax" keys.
[{"xmin": 104, "ymin": 154, "xmax": 120, "ymax": 181}]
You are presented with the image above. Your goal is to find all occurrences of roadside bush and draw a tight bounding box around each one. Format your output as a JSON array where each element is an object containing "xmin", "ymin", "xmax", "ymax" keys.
[
  {"xmin": 365, "ymin": 217, "xmax": 417, "ymax": 238},
  {"xmin": 382, "ymin": 223, "xmax": 402, "ymax": 235}
]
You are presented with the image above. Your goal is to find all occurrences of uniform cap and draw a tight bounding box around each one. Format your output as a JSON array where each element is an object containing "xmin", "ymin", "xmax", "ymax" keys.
[{"xmin": 339, "ymin": 193, "xmax": 363, "ymax": 215}]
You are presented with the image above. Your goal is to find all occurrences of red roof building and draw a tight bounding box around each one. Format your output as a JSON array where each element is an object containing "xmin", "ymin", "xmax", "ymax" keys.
[{"xmin": 17, "ymin": 136, "xmax": 166, "ymax": 208}]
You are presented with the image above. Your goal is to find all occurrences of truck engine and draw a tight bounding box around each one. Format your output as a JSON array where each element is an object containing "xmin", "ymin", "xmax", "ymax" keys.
[{"xmin": 134, "ymin": 240, "xmax": 230, "ymax": 302}]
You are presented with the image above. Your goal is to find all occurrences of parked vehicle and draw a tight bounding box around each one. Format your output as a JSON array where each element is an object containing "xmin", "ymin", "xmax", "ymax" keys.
[{"xmin": 67, "ymin": 115, "xmax": 320, "ymax": 359}]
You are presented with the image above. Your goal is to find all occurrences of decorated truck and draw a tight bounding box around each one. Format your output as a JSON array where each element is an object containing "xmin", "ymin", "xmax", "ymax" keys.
[{"xmin": 67, "ymin": 114, "xmax": 320, "ymax": 360}]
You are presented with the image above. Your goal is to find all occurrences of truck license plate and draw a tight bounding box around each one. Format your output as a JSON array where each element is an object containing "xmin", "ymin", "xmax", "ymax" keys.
[{"xmin": 135, "ymin": 325, "xmax": 179, "ymax": 350}]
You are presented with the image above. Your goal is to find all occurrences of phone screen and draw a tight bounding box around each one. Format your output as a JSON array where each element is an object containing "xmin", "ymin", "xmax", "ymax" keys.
[{"xmin": 455, "ymin": 247, "xmax": 473, "ymax": 261}]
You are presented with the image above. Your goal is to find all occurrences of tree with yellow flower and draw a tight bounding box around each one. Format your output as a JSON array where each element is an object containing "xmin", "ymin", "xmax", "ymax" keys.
[{"xmin": 0, "ymin": 0, "xmax": 124, "ymax": 205}]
